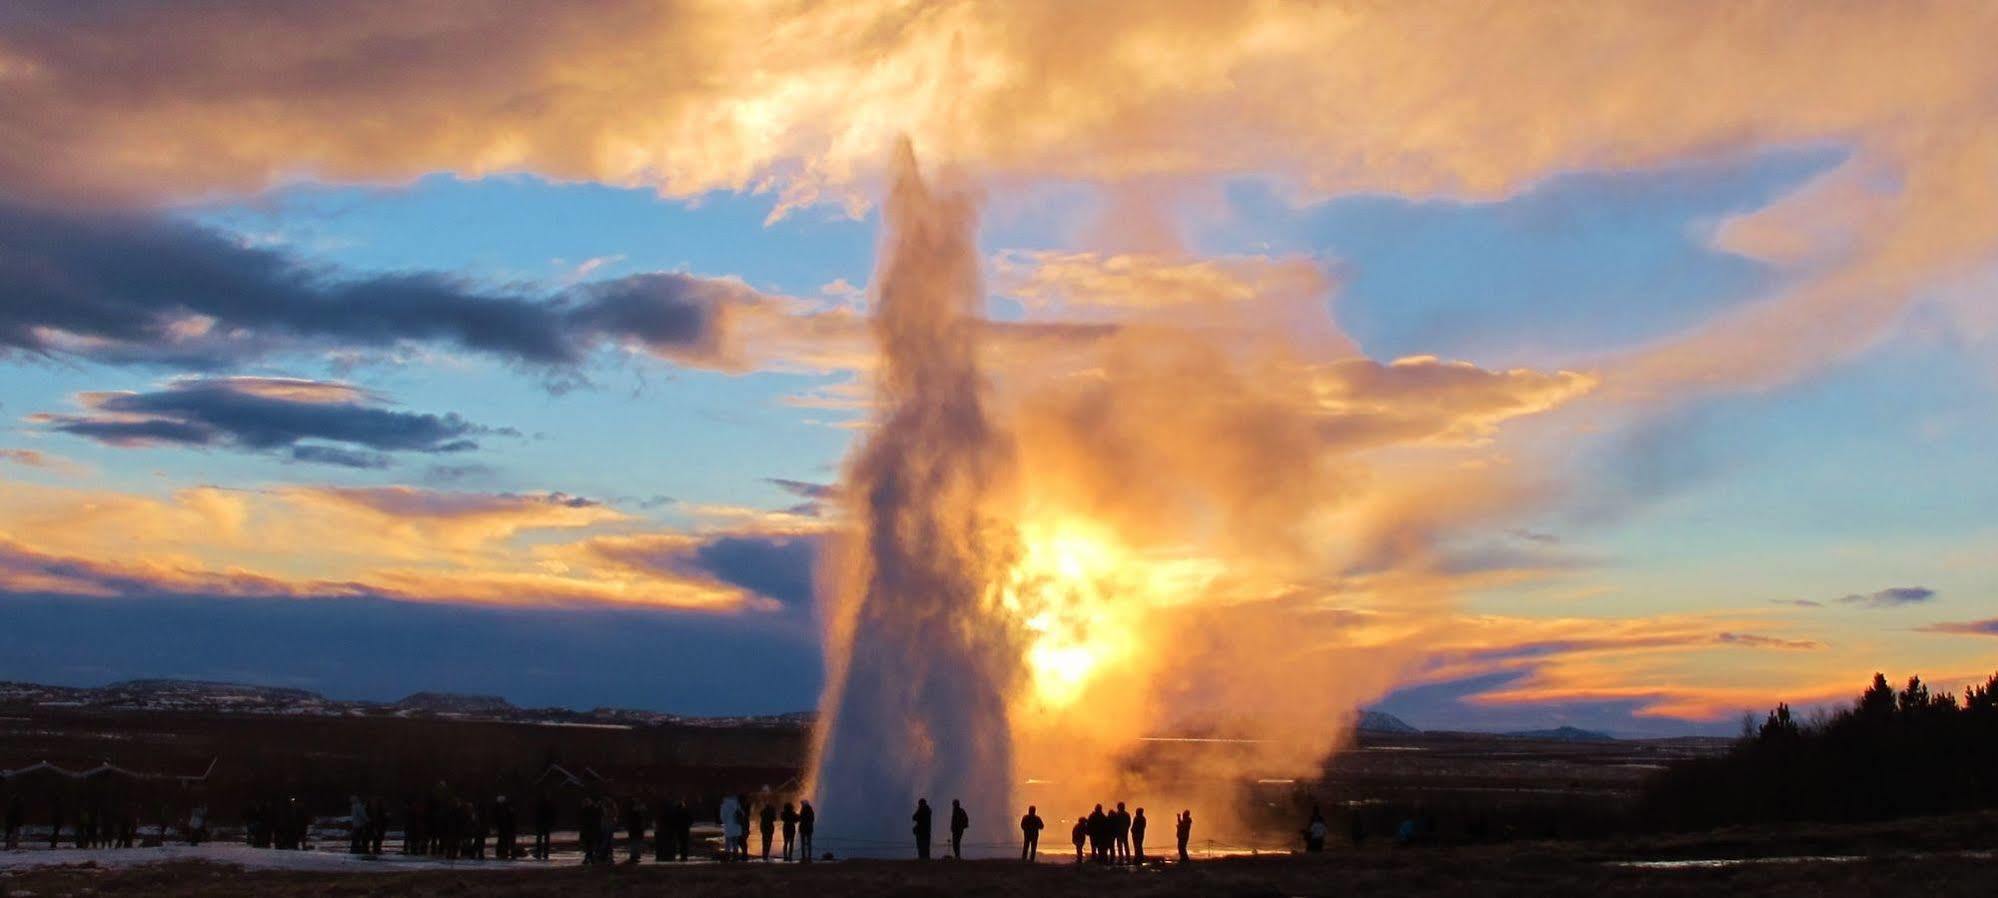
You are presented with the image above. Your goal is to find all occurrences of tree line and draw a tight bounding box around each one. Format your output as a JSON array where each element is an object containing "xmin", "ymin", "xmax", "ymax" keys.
[{"xmin": 1640, "ymin": 670, "xmax": 1998, "ymax": 828}]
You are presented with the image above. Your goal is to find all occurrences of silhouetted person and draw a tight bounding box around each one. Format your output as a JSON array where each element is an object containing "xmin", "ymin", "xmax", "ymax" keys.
[
  {"xmin": 1020, "ymin": 805, "xmax": 1043, "ymax": 861},
  {"xmin": 1087, "ymin": 804, "xmax": 1108, "ymax": 863},
  {"xmin": 471, "ymin": 800, "xmax": 490, "ymax": 859},
  {"xmin": 48, "ymin": 797, "xmax": 62, "ymax": 848},
  {"xmin": 780, "ymin": 802, "xmax": 799, "ymax": 861},
  {"xmin": 587, "ymin": 795, "xmax": 608, "ymax": 862},
  {"xmin": 1175, "ymin": 810, "xmax": 1192, "ymax": 863},
  {"xmin": 399, "ymin": 798, "xmax": 421, "ymax": 854},
  {"xmin": 625, "ymin": 797, "xmax": 647, "ymax": 863},
  {"xmin": 533, "ymin": 794, "xmax": 555, "ymax": 859},
  {"xmin": 677, "ymin": 799, "xmax": 695, "ymax": 861},
  {"xmin": 1131, "ymin": 808, "xmax": 1147, "ymax": 864},
  {"xmin": 1303, "ymin": 805, "xmax": 1327, "ymax": 852},
  {"xmin": 797, "ymin": 801, "xmax": 815, "ymax": 862},
  {"xmin": 912, "ymin": 798, "xmax": 933, "ymax": 859},
  {"xmin": 1071, "ymin": 816, "xmax": 1086, "ymax": 863},
  {"xmin": 248, "ymin": 800, "xmax": 269, "ymax": 848},
  {"xmin": 349, "ymin": 795, "xmax": 370, "ymax": 854},
  {"xmin": 370, "ymin": 796, "xmax": 389, "ymax": 854},
  {"xmin": 4, "ymin": 792, "xmax": 21, "ymax": 849},
  {"xmin": 493, "ymin": 796, "xmax": 516, "ymax": 860},
  {"xmin": 1113, "ymin": 801, "xmax": 1131, "ymax": 862},
  {"xmin": 188, "ymin": 803, "xmax": 208, "ymax": 847},
  {"xmin": 651, "ymin": 798, "xmax": 671, "ymax": 861},
  {"xmin": 949, "ymin": 799, "xmax": 969, "ymax": 858},
  {"xmin": 732, "ymin": 795, "xmax": 751, "ymax": 861},
  {"xmin": 759, "ymin": 801, "xmax": 776, "ymax": 860},
  {"xmin": 579, "ymin": 797, "xmax": 602, "ymax": 864}
]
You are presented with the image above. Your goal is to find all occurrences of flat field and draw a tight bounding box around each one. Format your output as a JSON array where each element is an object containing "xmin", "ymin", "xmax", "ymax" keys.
[{"xmin": 5, "ymin": 813, "xmax": 1997, "ymax": 898}]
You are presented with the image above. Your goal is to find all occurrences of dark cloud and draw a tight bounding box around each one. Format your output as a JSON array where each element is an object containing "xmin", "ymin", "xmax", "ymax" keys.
[
  {"xmin": 1771, "ymin": 599, "xmax": 1824, "ymax": 608},
  {"xmin": 318, "ymin": 486, "xmax": 602, "ymax": 519},
  {"xmin": 686, "ymin": 534, "xmax": 819, "ymax": 607},
  {"xmin": 422, "ymin": 463, "xmax": 497, "ymax": 484},
  {"xmin": 767, "ymin": 478, "xmax": 838, "ymax": 500},
  {"xmin": 289, "ymin": 445, "xmax": 392, "ymax": 469},
  {"xmin": 32, "ymin": 376, "xmax": 504, "ymax": 466},
  {"xmin": 1715, "ymin": 632, "xmax": 1823, "ymax": 651},
  {"xmin": 1836, "ymin": 586, "xmax": 1936, "ymax": 608},
  {"xmin": 582, "ymin": 531, "xmax": 821, "ymax": 608},
  {"xmin": 1918, "ymin": 618, "xmax": 1998, "ymax": 637},
  {"xmin": 0, "ymin": 592, "xmax": 820, "ymax": 716},
  {"xmin": 0, "ymin": 200, "xmax": 764, "ymax": 370},
  {"xmin": 1370, "ymin": 670, "xmax": 1739, "ymax": 738}
]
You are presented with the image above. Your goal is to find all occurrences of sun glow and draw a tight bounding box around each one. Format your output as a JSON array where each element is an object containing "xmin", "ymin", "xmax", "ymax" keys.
[{"xmin": 994, "ymin": 517, "xmax": 1218, "ymax": 711}]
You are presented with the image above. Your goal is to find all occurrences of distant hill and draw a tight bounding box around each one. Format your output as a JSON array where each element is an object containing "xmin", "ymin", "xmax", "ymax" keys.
[
  {"xmin": 1356, "ymin": 709, "xmax": 1420, "ymax": 734},
  {"xmin": 393, "ymin": 691, "xmax": 516, "ymax": 715},
  {"xmin": 1503, "ymin": 725, "xmax": 1616, "ymax": 742},
  {"xmin": 0, "ymin": 679, "xmax": 807, "ymax": 729}
]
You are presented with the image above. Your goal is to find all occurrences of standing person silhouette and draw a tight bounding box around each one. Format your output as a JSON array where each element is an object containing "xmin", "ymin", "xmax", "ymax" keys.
[
  {"xmin": 1131, "ymin": 808, "xmax": 1147, "ymax": 864},
  {"xmin": 797, "ymin": 801, "xmax": 815, "ymax": 862},
  {"xmin": 493, "ymin": 796, "xmax": 516, "ymax": 860},
  {"xmin": 1087, "ymin": 804, "xmax": 1108, "ymax": 863},
  {"xmin": 732, "ymin": 795, "xmax": 751, "ymax": 861},
  {"xmin": 949, "ymin": 799, "xmax": 969, "ymax": 859},
  {"xmin": 533, "ymin": 793, "xmax": 555, "ymax": 860},
  {"xmin": 780, "ymin": 802, "xmax": 798, "ymax": 861},
  {"xmin": 759, "ymin": 802, "xmax": 776, "ymax": 860},
  {"xmin": 911, "ymin": 798, "xmax": 933, "ymax": 859},
  {"xmin": 1113, "ymin": 801, "xmax": 1131, "ymax": 862},
  {"xmin": 717, "ymin": 795, "xmax": 743, "ymax": 863},
  {"xmin": 4, "ymin": 791, "xmax": 21, "ymax": 850},
  {"xmin": 1019, "ymin": 805, "xmax": 1044, "ymax": 861},
  {"xmin": 1175, "ymin": 810, "xmax": 1192, "ymax": 863},
  {"xmin": 625, "ymin": 797, "xmax": 647, "ymax": 863},
  {"xmin": 1070, "ymin": 816, "xmax": 1086, "ymax": 864}
]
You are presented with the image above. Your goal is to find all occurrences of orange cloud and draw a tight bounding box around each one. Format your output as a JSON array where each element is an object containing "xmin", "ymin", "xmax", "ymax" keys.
[{"xmin": 0, "ymin": 481, "xmax": 795, "ymax": 612}]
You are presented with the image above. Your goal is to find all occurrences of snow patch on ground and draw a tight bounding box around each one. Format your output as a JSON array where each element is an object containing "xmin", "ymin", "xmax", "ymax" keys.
[{"xmin": 0, "ymin": 844, "xmax": 563, "ymax": 873}]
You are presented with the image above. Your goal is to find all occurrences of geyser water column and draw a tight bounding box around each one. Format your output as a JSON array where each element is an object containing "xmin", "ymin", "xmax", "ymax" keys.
[{"xmin": 808, "ymin": 142, "xmax": 1024, "ymax": 855}]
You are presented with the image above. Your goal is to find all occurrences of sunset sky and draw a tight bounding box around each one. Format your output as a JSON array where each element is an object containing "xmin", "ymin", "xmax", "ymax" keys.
[{"xmin": 1, "ymin": 2, "xmax": 1994, "ymax": 735}]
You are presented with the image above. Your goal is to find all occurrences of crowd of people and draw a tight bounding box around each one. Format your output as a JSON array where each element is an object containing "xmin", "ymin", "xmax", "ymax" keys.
[
  {"xmin": 716, "ymin": 793, "xmax": 815, "ymax": 862},
  {"xmin": 6, "ymin": 785, "xmax": 1232, "ymax": 866},
  {"xmin": 1, "ymin": 792, "xmax": 204, "ymax": 850},
  {"xmin": 903, "ymin": 798, "xmax": 1194, "ymax": 864}
]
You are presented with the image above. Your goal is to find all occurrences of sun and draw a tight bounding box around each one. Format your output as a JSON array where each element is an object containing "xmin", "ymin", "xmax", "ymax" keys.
[{"xmin": 992, "ymin": 517, "xmax": 1215, "ymax": 711}]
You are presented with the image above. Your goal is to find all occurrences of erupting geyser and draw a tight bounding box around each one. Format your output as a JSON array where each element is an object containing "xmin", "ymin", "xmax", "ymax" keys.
[
  {"xmin": 807, "ymin": 142, "xmax": 1025, "ymax": 854},
  {"xmin": 809, "ymin": 141, "xmax": 1425, "ymax": 856}
]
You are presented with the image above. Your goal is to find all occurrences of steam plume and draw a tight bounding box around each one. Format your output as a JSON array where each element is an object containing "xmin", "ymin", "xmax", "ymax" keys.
[{"xmin": 808, "ymin": 142, "xmax": 1022, "ymax": 853}]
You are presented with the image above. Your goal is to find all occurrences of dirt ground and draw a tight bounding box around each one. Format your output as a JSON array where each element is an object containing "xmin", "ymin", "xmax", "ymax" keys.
[{"xmin": 6, "ymin": 813, "xmax": 1996, "ymax": 898}]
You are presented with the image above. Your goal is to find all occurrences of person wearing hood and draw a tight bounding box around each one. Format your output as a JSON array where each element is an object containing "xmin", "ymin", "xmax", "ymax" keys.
[
  {"xmin": 718, "ymin": 795, "xmax": 744, "ymax": 862},
  {"xmin": 348, "ymin": 795, "xmax": 370, "ymax": 854}
]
